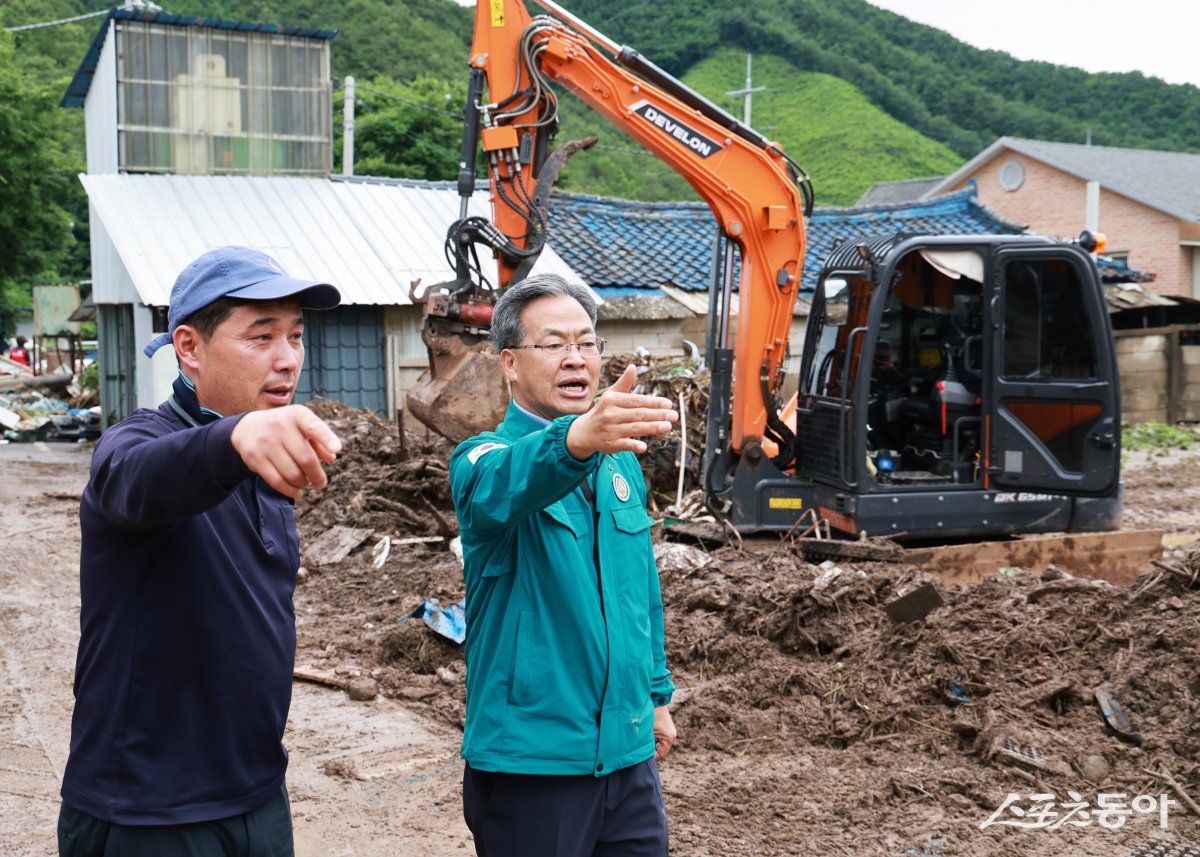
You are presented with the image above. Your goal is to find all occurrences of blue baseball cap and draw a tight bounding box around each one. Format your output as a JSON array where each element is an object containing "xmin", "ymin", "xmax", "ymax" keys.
[{"xmin": 143, "ymin": 246, "xmax": 341, "ymax": 357}]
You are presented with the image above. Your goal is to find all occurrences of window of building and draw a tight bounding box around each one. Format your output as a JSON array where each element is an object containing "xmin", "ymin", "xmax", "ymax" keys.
[
  {"xmin": 998, "ymin": 160, "xmax": 1025, "ymax": 192},
  {"xmin": 115, "ymin": 22, "xmax": 331, "ymax": 176}
]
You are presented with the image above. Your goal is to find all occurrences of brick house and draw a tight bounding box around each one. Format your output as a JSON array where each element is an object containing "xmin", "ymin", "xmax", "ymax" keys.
[{"xmin": 858, "ymin": 137, "xmax": 1200, "ymax": 299}]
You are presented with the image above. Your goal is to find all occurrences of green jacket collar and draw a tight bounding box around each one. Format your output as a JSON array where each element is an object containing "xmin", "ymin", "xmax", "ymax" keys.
[{"xmin": 499, "ymin": 399, "xmax": 559, "ymax": 439}]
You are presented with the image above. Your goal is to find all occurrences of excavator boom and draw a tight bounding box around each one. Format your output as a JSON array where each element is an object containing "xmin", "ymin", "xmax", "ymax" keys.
[{"xmin": 406, "ymin": 0, "xmax": 812, "ymax": 457}]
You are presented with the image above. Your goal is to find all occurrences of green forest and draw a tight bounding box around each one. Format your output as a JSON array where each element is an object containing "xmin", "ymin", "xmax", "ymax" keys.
[{"xmin": 1, "ymin": 0, "xmax": 1198, "ymax": 317}]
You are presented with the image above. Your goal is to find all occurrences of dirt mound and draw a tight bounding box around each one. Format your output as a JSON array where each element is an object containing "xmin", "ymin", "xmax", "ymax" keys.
[
  {"xmin": 665, "ymin": 546, "xmax": 1200, "ymax": 764},
  {"xmin": 291, "ymin": 398, "xmax": 1200, "ymax": 854},
  {"xmin": 298, "ymin": 398, "xmax": 458, "ymax": 538}
]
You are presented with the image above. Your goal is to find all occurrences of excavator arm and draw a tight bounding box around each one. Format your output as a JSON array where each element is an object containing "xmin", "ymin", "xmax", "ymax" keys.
[{"xmin": 408, "ymin": 0, "xmax": 812, "ymax": 480}]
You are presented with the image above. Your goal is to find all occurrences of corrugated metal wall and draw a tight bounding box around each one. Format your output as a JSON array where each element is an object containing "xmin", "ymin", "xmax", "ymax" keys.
[
  {"xmin": 84, "ymin": 22, "xmax": 118, "ymax": 174},
  {"xmin": 297, "ymin": 305, "xmax": 387, "ymax": 415},
  {"xmin": 97, "ymin": 303, "xmax": 136, "ymax": 427}
]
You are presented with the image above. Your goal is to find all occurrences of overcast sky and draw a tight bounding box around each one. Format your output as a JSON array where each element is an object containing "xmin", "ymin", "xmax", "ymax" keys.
[{"xmin": 864, "ymin": 0, "xmax": 1200, "ymax": 88}]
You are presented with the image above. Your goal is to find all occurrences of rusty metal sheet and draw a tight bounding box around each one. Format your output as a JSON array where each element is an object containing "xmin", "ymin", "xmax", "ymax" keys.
[
  {"xmin": 883, "ymin": 583, "xmax": 944, "ymax": 624},
  {"xmin": 905, "ymin": 529, "xmax": 1164, "ymax": 588}
]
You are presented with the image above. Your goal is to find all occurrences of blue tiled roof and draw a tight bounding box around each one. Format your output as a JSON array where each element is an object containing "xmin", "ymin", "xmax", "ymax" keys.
[
  {"xmin": 547, "ymin": 194, "xmax": 717, "ymax": 292},
  {"xmin": 549, "ymin": 187, "xmax": 1034, "ymax": 293},
  {"xmin": 62, "ymin": 8, "xmax": 336, "ymax": 108}
]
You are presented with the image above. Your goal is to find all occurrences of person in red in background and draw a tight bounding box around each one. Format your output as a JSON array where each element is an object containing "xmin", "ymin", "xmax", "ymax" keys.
[{"xmin": 8, "ymin": 336, "xmax": 30, "ymax": 366}]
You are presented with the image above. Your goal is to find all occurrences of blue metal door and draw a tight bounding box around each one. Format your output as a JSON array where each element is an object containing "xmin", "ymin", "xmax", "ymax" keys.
[{"xmin": 296, "ymin": 306, "xmax": 386, "ymax": 414}]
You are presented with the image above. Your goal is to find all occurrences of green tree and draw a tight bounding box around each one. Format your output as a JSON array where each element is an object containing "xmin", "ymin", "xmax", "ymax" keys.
[
  {"xmin": 339, "ymin": 76, "xmax": 469, "ymax": 181},
  {"xmin": 0, "ymin": 30, "xmax": 83, "ymax": 336}
]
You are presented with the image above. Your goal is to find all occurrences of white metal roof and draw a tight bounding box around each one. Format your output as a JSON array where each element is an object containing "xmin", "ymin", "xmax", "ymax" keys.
[{"xmin": 79, "ymin": 173, "xmax": 588, "ymax": 307}]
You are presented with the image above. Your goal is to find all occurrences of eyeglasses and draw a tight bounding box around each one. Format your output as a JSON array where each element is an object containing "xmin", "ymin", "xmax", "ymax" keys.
[{"xmin": 509, "ymin": 338, "xmax": 606, "ymax": 359}]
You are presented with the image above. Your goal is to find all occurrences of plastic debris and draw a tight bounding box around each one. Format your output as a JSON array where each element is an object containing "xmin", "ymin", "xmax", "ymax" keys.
[
  {"xmin": 408, "ymin": 598, "xmax": 467, "ymax": 645},
  {"xmin": 943, "ymin": 681, "xmax": 973, "ymax": 705},
  {"xmin": 372, "ymin": 536, "xmax": 391, "ymax": 569},
  {"xmin": 654, "ymin": 542, "xmax": 711, "ymax": 573},
  {"xmin": 1094, "ymin": 681, "xmax": 1143, "ymax": 745}
]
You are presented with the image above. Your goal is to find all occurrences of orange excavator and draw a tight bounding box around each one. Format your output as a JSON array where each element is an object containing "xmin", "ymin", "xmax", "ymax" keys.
[
  {"xmin": 405, "ymin": 0, "xmax": 810, "ymax": 450},
  {"xmin": 408, "ymin": 0, "xmax": 1132, "ymax": 552}
]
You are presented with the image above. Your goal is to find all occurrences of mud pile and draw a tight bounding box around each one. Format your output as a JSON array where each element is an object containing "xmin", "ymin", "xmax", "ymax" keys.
[
  {"xmin": 663, "ymin": 546, "xmax": 1200, "ymax": 767},
  {"xmin": 292, "ymin": 397, "xmax": 1200, "ymax": 854},
  {"xmin": 295, "ymin": 399, "xmax": 467, "ymax": 725},
  {"xmin": 299, "ymin": 398, "xmax": 458, "ymax": 538}
]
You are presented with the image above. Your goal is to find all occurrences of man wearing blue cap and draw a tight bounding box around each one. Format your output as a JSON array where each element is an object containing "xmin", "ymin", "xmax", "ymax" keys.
[{"xmin": 58, "ymin": 246, "xmax": 342, "ymax": 856}]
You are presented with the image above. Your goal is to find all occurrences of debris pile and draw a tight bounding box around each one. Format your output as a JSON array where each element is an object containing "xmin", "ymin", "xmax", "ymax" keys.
[
  {"xmin": 290, "ymin": 395, "xmax": 1200, "ymax": 854},
  {"xmin": 298, "ymin": 399, "xmax": 457, "ymax": 539},
  {"xmin": 602, "ymin": 353, "xmax": 710, "ymax": 506},
  {"xmin": 663, "ymin": 547, "xmax": 1200, "ymax": 770},
  {"xmin": 0, "ymin": 391, "xmax": 100, "ymax": 443}
]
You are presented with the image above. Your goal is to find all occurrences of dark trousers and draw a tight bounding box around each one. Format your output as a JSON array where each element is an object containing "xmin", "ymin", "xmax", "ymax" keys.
[
  {"xmin": 57, "ymin": 785, "xmax": 293, "ymax": 857},
  {"xmin": 463, "ymin": 760, "xmax": 669, "ymax": 857}
]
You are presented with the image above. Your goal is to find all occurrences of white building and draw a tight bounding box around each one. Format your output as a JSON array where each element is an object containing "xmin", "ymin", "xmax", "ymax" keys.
[{"xmin": 63, "ymin": 8, "xmax": 582, "ymax": 426}]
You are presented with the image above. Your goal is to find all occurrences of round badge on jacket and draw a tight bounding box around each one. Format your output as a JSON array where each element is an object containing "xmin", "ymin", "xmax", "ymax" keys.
[{"xmin": 612, "ymin": 473, "xmax": 630, "ymax": 502}]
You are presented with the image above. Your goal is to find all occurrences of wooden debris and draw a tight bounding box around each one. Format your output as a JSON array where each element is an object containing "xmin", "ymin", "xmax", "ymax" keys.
[
  {"xmin": 1007, "ymin": 677, "xmax": 1074, "ymax": 709},
  {"xmin": 293, "ymin": 665, "xmax": 347, "ymax": 690},
  {"xmin": 883, "ymin": 583, "xmax": 944, "ymax": 624},
  {"xmin": 1143, "ymin": 765, "xmax": 1200, "ymax": 819},
  {"xmin": 303, "ymin": 526, "xmax": 374, "ymax": 567}
]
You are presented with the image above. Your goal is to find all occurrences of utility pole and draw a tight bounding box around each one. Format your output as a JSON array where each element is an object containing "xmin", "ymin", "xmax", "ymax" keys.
[
  {"xmin": 725, "ymin": 53, "xmax": 769, "ymax": 126},
  {"xmin": 343, "ymin": 76, "xmax": 355, "ymax": 177}
]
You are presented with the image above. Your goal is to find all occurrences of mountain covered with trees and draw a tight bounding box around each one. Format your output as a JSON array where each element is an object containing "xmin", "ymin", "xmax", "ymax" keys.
[{"xmin": 2, "ymin": 0, "xmax": 1197, "ymax": 308}]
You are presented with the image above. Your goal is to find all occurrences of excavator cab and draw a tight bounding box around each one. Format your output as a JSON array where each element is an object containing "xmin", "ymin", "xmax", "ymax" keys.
[{"xmin": 726, "ymin": 233, "xmax": 1122, "ymax": 539}]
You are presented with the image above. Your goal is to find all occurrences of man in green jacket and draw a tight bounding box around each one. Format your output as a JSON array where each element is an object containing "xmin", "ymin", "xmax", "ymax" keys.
[{"xmin": 450, "ymin": 273, "xmax": 679, "ymax": 857}]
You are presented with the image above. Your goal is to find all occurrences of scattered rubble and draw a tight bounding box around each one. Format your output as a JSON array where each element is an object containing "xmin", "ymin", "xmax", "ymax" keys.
[
  {"xmin": 291, "ymin": 394, "xmax": 1200, "ymax": 854},
  {"xmin": 1, "ymin": 377, "xmax": 100, "ymax": 444}
]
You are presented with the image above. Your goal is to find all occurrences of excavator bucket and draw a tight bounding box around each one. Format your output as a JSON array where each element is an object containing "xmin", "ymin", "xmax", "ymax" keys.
[{"xmin": 406, "ymin": 328, "xmax": 510, "ymax": 444}]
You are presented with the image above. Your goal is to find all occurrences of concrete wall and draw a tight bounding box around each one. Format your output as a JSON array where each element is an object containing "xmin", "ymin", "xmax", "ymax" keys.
[
  {"xmin": 601, "ymin": 315, "xmax": 708, "ymax": 357},
  {"xmin": 949, "ymin": 152, "xmax": 1195, "ymax": 298},
  {"xmin": 1114, "ymin": 327, "xmax": 1200, "ymax": 423}
]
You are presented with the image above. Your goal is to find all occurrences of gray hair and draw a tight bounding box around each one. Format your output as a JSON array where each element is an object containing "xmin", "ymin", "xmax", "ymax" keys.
[{"xmin": 491, "ymin": 274, "xmax": 598, "ymax": 354}]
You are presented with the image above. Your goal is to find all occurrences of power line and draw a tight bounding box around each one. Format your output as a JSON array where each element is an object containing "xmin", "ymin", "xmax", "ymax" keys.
[
  {"xmin": 352, "ymin": 84, "xmax": 462, "ymax": 119},
  {"xmin": 6, "ymin": 9, "xmax": 110, "ymax": 31},
  {"xmin": 6, "ymin": 1, "xmax": 162, "ymax": 32}
]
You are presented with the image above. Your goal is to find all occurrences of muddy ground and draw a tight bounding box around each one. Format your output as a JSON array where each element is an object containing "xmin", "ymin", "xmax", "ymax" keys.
[{"xmin": 3, "ymin": 408, "xmax": 1200, "ymax": 855}]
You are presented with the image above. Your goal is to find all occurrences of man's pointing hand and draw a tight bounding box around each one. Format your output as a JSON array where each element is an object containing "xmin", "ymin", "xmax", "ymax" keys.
[
  {"xmin": 231, "ymin": 405, "xmax": 342, "ymax": 499},
  {"xmin": 566, "ymin": 364, "xmax": 678, "ymax": 459}
]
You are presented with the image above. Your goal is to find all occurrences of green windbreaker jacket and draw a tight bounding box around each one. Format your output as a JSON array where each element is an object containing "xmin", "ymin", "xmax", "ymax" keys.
[{"xmin": 449, "ymin": 402, "xmax": 674, "ymax": 776}]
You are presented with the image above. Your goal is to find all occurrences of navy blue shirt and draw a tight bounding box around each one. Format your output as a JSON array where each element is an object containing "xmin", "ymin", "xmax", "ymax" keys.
[{"xmin": 61, "ymin": 378, "xmax": 301, "ymax": 825}]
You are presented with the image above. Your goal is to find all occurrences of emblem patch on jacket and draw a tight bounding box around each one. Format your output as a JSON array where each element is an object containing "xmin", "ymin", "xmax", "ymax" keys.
[
  {"xmin": 612, "ymin": 473, "xmax": 631, "ymax": 502},
  {"xmin": 467, "ymin": 442, "xmax": 508, "ymax": 464}
]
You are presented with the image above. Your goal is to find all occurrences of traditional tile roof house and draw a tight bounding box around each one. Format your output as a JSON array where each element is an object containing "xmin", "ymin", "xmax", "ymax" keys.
[
  {"xmin": 550, "ymin": 185, "xmax": 1027, "ymax": 296},
  {"xmin": 545, "ymin": 186, "xmax": 1033, "ymax": 357}
]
